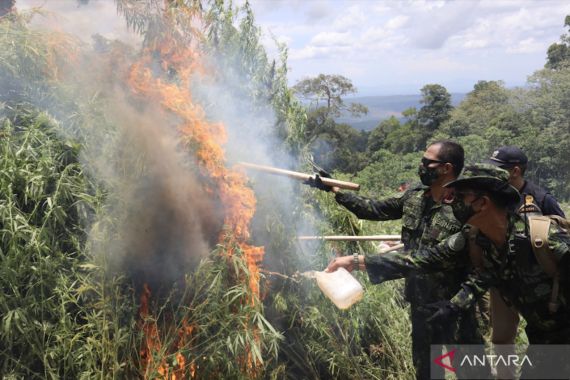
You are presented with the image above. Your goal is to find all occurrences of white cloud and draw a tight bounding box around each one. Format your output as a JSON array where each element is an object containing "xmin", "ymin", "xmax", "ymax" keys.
[
  {"xmin": 289, "ymin": 45, "xmax": 352, "ymax": 60},
  {"xmin": 311, "ymin": 32, "xmax": 351, "ymax": 47},
  {"xmin": 385, "ymin": 15, "xmax": 409, "ymax": 30},
  {"xmin": 361, "ymin": 27, "xmax": 391, "ymax": 43},
  {"xmin": 403, "ymin": 54, "xmax": 478, "ymax": 73},
  {"xmin": 507, "ymin": 38, "xmax": 545, "ymax": 54},
  {"xmin": 332, "ymin": 4, "xmax": 367, "ymax": 31}
]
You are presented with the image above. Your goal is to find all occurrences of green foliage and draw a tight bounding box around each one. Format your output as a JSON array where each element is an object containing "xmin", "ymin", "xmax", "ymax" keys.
[
  {"xmin": 367, "ymin": 116, "xmax": 400, "ymax": 154},
  {"xmin": 434, "ymin": 60, "xmax": 570, "ymax": 198},
  {"xmin": 0, "ymin": 110, "xmax": 138, "ymax": 378},
  {"xmin": 415, "ymin": 84, "xmax": 453, "ymax": 148},
  {"xmin": 265, "ymin": 179, "xmax": 414, "ymax": 379},
  {"xmin": 437, "ymin": 80, "xmax": 515, "ymax": 139},
  {"xmin": 546, "ymin": 15, "xmax": 570, "ymax": 69},
  {"xmin": 367, "ymin": 84, "xmax": 452, "ymax": 155},
  {"xmin": 357, "ymin": 150, "xmax": 420, "ymax": 196},
  {"xmin": 309, "ymin": 122, "xmax": 370, "ymax": 173}
]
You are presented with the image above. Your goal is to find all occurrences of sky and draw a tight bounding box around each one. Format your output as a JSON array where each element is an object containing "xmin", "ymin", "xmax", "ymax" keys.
[
  {"xmin": 248, "ymin": 0, "xmax": 570, "ymax": 95},
  {"xmin": 17, "ymin": 0, "xmax": 570, "ymax": 96}
]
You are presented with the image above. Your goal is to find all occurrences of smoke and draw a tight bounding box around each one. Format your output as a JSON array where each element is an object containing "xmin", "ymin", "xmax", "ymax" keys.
[
  {"xmin": 189, "ymin": 54, "xmax": 318, "ymax": 271},
  {"xmin": 85, "ymin": 95, "xmax": 224, "ymax": 292},
  {"xmin": 4, "ymin": 1, "xmax": 319, "ymax": 295}
]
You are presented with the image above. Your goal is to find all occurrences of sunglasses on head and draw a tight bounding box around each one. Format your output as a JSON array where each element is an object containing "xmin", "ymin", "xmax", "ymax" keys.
[{"xmin": 421, "ymin": 157, "xmax": 447, "ymax": 167}]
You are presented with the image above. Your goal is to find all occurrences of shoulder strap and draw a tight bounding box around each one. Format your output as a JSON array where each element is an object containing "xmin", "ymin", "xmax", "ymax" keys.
[
  {"xmin": 528, "ymin": 215, "xmax": 560, "ymax": 313},
  {"xmin": 528, "ymin": 216, "xmax": 558, "ymax": 276}
]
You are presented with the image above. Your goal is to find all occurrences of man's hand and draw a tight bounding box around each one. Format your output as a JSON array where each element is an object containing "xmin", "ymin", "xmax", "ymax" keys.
[
  {"xmin": 304, "ymin": 173, "xmax": 333, "ymax": 192},
  {"xmin": 424, "ymin": 300, "xmax": 460, "ymax": 325},
  {"xmin": 325, "ymin": 255, "xmax": 356, "ymax": 273}
]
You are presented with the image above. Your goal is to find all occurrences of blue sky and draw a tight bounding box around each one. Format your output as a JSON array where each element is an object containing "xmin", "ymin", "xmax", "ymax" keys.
[
  {"xmin": 19, "ymin": 0, "xmax": 570, "ymax": 96},
  {"xmin": 247, "ymin": 0, "xmax": 570, "ymax": 95}
]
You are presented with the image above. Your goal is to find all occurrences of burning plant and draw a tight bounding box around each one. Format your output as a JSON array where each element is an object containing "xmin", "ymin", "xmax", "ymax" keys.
[{"xmin": 117, "ymin": 1, "xmax": 272, "ymax": 377}]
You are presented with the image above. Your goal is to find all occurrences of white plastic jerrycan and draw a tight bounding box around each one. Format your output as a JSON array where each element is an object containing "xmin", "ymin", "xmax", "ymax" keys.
[{"xmin": 315, "ymin": 267, "xmax": 364, "ymax": 309}]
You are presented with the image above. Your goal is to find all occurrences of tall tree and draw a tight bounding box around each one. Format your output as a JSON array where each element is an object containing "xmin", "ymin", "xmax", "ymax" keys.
[
  {"xmin": 417, "ymin": 84, "xmax": 452, "ymax": 131},
  {"xmin": 546, "ymin": 15, "xmax": 570, "ymax": 69},
  {"xmin": 292, "ymin": 74, "xmax": 368, "ymax": 121}
]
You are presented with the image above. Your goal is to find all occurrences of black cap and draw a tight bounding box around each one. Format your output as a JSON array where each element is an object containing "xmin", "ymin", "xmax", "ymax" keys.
[{"xmin": 488, "ymin": 146, "xmax": 528, "ymax": 167}]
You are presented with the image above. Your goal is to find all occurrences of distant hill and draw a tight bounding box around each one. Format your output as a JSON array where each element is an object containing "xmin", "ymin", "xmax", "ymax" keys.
[{"xmin": 337, "ymin": 93, "xmax": 466, "ymax": 131}]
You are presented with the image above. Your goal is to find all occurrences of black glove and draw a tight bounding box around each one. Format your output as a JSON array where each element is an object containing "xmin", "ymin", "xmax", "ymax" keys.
[
  {"xmin": 304, "ymin": 170, "xmax": 333, "ymax": 192},
  {"xmin": 424, "ymin": 300, "xmax": 460, "ymax": 325}
]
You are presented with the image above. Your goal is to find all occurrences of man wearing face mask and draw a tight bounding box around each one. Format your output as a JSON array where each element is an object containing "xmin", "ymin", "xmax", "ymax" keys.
[
  {"xmin": 327, "ymin": 164, "xmax": 570, "ymax": 375},
  {"xmin": 307, "ymin": 140, "xmax": 484, "ymax": 380}
]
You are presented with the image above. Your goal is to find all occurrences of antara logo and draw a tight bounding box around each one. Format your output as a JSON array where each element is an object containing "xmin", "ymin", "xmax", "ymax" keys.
[
  {"xmin": 434, "ymin": 349, "xmax": 533, "ymax": 373},
  {"xmin": 434, "ymin": 349, "xmax": 456, "ymax": 373},
  {"xmin": 460, "ymin": 354, "xmax": 532, "ymax": 367}
]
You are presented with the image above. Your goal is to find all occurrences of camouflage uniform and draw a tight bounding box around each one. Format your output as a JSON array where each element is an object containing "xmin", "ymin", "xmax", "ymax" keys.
[
  {"xmin": 366, "ymin": 208, "xmax": 570, "ymax": 344},
  {"xmin": 335, "ymin": 187, "xmax": 483, "ymax": 380}
]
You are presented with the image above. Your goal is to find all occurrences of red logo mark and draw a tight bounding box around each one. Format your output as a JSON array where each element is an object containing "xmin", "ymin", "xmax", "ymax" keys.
[{"xmin": 434, "ymin": 349, "xmax": 456, "ymax": 373}]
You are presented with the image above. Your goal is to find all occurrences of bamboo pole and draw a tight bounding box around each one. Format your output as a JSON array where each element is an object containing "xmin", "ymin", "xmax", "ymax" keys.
[
  {"xmin": 238, "ymin": 162, "xmax": 360, "ymax": 191},
  {"xmin": 298, "ymin": 235, "xmax": 401, "ymax": 241}
]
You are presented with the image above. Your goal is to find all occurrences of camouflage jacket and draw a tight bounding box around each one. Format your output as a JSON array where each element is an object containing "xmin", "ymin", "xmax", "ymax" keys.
[
  {"xmin": 335, "ymin": 187, "xmax": 466, "ymax": 304},
  {"xmin": 365, "ymin": 213, "xmax": 570, "ymax": 334}
]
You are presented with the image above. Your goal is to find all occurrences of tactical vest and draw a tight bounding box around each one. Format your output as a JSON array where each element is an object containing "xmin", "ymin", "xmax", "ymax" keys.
[
  {"xmin": 518, "ymin": 181, "xmax": 549, "ymax": 213},
  {"xmin": 401, "ymin": 188, "xmax": 461, "ymax": 252},
  {"xmin": 467, "ymin": 215, "xmax": 569, "ymax": 314},
  {"xmin": 401, "ymin": 187, "xmax": 463, "ymax": 302}
]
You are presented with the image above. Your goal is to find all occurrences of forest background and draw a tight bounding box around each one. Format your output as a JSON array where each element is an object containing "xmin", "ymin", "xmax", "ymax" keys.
[{"xmin": 1, "ymin": 1, "xmax": 569, "ymax": 379}]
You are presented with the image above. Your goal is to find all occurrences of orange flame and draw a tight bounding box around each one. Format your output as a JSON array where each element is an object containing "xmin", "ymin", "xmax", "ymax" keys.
[
  {"xmin": 128, "ymin": 35, "xmax": 264, "ymax": 299},
  {"xmin": 138, "ymin": 284, "xmax": 168, "ymax": 378},
  {"xmin": 130, "ymin": 12, "xmax": 264, "ymax": 379}
]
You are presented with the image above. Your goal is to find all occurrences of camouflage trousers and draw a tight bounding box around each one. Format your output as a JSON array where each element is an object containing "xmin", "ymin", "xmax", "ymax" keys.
[{"xmin": 410, "ymin": 302, "xmax": 484, "ymax": 380}]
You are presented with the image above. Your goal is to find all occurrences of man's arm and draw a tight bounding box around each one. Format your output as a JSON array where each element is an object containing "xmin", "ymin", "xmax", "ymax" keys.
[
  {"xmin": 325, "ymin": 231, "xmax": 469, "ymax": 282},
  {"xmin": 542, "ymin": 193, "xmax": 566, "ymax": 218},
  {"xmin": 365, "ymin": 231, "xmax": 468, "ymax": 283},
  {"xmin": 333, "ymin": 189, "xmax": 415, "ymax": 221},
  {"xmin": 450, "ymin": 271, "xmax": 494, "ymax": 310}
]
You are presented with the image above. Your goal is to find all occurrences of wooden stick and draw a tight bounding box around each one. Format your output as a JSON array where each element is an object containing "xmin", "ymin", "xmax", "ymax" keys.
[
  {"xmin": 298, "ymin": 235, "xmax": 402, "ymax": 241},
  {"xmin": 238, "ymin": 162, "xmax": 360, "ymax": 191}
]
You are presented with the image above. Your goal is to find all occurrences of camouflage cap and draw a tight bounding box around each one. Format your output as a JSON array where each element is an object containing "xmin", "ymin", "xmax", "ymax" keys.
[{"xmin": 443, "ymin": 163, "xmax": 521, "ymax": 205}]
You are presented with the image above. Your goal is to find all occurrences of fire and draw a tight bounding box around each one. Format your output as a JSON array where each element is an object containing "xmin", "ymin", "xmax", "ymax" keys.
[
  {"xmin": 139, "ymin": 285, "xmax": 197, "ymax": 379},
  {"xmin": 138, "ymin": 284, "xmax": 168, "ymax": 378},
  {"xmin": 129, "ymin": 9, "xmax": 264, "ymax": 379}
]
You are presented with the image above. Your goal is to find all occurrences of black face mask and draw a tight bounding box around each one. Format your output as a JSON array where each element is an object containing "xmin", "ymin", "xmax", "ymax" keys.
[
  {"xmin": 451, "ymin": 198, "xmax": 477, "ymax": 224},
  {"xmin": 418, "ymin": 165, "xmax": 439, "ymax": 186}
]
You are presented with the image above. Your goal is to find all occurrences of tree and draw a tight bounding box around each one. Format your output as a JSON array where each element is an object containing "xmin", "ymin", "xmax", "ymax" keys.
[
  {"xmin": 292, "ymin": 74, "xmax": 368, "ymax": 121},
  {"xmin": 367, "ymin": 116, "xmax": 401, "ymax": 153},
  {"xmin": 437, "ymin": 80, "xmax": 513, "ymax": 138},
  {"xmin": 546, "ymin": 15, "xmax": 570, "ymax": 70},
  {"xmin": 415, "ymin": 84, "xmax": 453, "ymax": 148},
  {"xmin": 293, "ymin": 74, "xmax": 368, "ymax": 172},
  {"xmin": 417, "ymin": 84, "xmax": 452, "ymax": 131}
]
